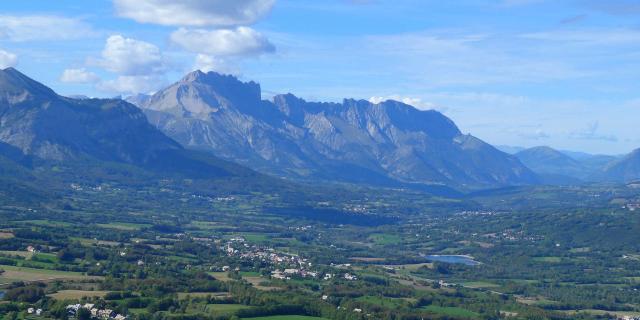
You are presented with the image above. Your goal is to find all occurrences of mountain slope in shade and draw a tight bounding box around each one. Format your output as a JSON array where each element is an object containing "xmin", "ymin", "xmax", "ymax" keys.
[
  {"xmin": 600, "ymin": 149, "xmax": 640, "ymax": 182},
  {"xmin": 0, "ymin": 67, "xmax": 256, "ymax": 180},
  {"xmin": 136, "ymin": 70, "xmax": 538, "ymax": 189}
]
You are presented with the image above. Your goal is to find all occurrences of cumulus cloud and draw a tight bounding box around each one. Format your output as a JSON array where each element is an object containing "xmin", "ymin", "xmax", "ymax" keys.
[
  {"xmin": 194, "ymin": 54, "xmax": 238, "ymax": 75},
  {"xmin": 0, "ymin": 15, "xmax": 97, "ymax": 41},
  {"xmin": 91, "ymin": 35, "xmax": 169, "ymax": 94},
  {"xmin": 171, "ymin": 27, "xmax": 275, "ymax": 57},
  {"xmin": 98, "ymin": 35, "xmax": 167, "ymax": 76},
  {"xmin": 98, "ymin": 75, "xmax": 164, "ymax": 95},
  {"xmin": 60, "ymin": 68, "xmax": 100, "ymax": 83},
  {"xmin": 0, "ymin": 49, "xmax": 18, "ymax": 68},
  {"xmin": 114, "ymin": 0, "xmax": 275, "ymax": 27},
  {"xmin": 368, "ymin": 95, "xmax": 436, "ymax": 110}
]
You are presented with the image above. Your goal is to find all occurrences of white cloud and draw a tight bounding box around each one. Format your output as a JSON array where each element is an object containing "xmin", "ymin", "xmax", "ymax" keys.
[
  {"xmin": 92, "ymin": 35, "xmax": 169, "ymax": 94},
  {"xmin": 98, "ymin": 35, "xmax": 166, "ymax": 76},
  {"xmin": 368, "ymin": 95, "xmax": 436, "ymax": 110},
  {"xmin": 193, "ymin": 54, "xmax": 238, "ymax": 75},
  {"xmin": 114, "ymin": 0, "xmax": 275, "ymax": 27},
  {"xmin": 0, "ymin": 49, "xmax": 18, "ymax": 68},
  {"xmin": 0, "ymin": 15, "xmax": 97, "ymax": 41},
  {"xmin": 60, "ymin": 68, "xmax": 100, "ymax": 83},
  {"xmin": 171, "ymin": 27, "xmax": 275, "ymax": 57},
  {"xmin": 98, "ymin": 75, "xmax": 164, "ymax": 95},
  {"xmin": 568, "ymin": 121, "xmax": 618, "ymax": 142}
]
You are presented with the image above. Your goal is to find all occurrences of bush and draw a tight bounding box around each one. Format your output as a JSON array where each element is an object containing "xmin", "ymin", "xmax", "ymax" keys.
[{"xmin": 4, "ymin": 285, "xmax": 45, "ymax": 303}]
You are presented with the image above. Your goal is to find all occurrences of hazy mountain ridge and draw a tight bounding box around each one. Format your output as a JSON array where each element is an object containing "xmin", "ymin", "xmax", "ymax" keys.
[
  {"xmin": 600, "ymin": 148, "xmax": 640, "ymax": 182},
  {"xmin": 513, "ymin": 145, "xmax": 630, "ymax": 183},
  {"xmin": 135, "ymin": 70, "xmax": 538, "ymax": 189}
]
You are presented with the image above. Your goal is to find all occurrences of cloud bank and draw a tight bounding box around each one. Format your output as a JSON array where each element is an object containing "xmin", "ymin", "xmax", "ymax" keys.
[
  {"xmin": 114, "ymin": 0, "xmax": 275, "ymax": 27},
  {"xmin": 171, "ymin": 27, "xmax": 275, "ymax": 57}
]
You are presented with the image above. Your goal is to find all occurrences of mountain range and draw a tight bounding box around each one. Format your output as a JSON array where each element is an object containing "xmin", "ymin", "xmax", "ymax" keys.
[
  {"xmin": 1, "ymin": 67, "xmax": 639, "ymax": 193},
  {"xmin": 130, "ymin": 70, "xmax": 538, "ymax": 190},
  {"xmin": 0, "ymin": 67, "xmax": 263, "ymax": 189}
]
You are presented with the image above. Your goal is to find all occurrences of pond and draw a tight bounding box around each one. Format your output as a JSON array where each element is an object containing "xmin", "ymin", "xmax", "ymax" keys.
[
  {"xmin": 423, "ymin": 254, "xmax": 481, "ymax": 266},
  {"xmin": 0, "ymin": 291, "xmax": 4, "ymax": 299}
]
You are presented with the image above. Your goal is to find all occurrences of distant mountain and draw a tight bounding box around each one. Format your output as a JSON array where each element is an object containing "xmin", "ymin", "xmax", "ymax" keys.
[
  {"xmin": 134, "ymin": 70, "xmax": 538, "ymax": 189},
  {"xmin": 514, "ymin": 146, "xmax": 624, "ymax": 184},
  {"xmin": 600, "ymin": 149, "xmax": 640, "ymax": 182},
  {"xmin": 496, "ymin": 145, "xmax": 526, "ymax": 154},
  {"xmin": 0, "ymin": 67, "xmax": 256, "ymax": 180},
  {"xmin": 515, "ymin": 146, "xmax": 589, "ymax": 184}
]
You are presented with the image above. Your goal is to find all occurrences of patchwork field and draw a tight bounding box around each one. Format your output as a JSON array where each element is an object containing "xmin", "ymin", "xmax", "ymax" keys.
[
  {"xmin": 421, "ymin": 305, "xmax": 480, "ymax": 318},
  {"xmin": 95, "ymin": 222, "xmax": 151, "ymax": 231},
  {"xmin": 242, "ymin": 316, "xmax": 329, "ymax": 320},
  {"xmin": 0, "ymin": 231, "xmax": 14, "ymax": 239},
  {"xmin": 368, "ymin": 233, "xmax": 402, "ymax": 245},
  {"xmin": 0, "ymin": 265, "xmax": 99, "ymax": 286},
  {"xmin": 205, "ymin": 303, "xmax": 252, "ymax": 313},
  {"xmin": 48, "ymin": 290, "xmax": 109, "ymax": 300},
  {"xmin": 177, "ymin": 292, "xmax": 230, "ymax": 299}
]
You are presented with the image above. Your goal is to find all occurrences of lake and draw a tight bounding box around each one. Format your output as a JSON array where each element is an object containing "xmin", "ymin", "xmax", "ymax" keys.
[{"xmin": 424, "ymin": 254, "xmax": 481, "ymax": 266}]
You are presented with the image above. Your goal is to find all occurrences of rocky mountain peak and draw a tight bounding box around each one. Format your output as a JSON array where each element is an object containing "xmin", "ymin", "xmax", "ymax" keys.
[
  {"xmin": 0, "ymin": 67, "xmax": 57, "ymax": 104},
  {"xmin": 180, "ymin": 70, "xmax": 261, "ymax": 102}
]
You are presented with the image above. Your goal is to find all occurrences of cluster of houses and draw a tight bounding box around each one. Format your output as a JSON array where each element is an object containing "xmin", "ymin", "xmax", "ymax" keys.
[
  {"xmin": 27, "ymin": 308, "xmax": 43, "ymax": 316},
  {"xmin": 481, "ymin": 229, "xmax": 543, "ymax": 242},
  {"xmin": 271, "ymin": 268, "xmax": 319, "ymax": 280},
  {"xmin": 343, "ymin": 204, "xmax": 369, "ymax": 214},
  {"xmin": 221, "ymin": 236, "xmax": 361, "ymax": 283},
  {"xmin": 454, "ymin": 210, "xmax": 498, "ymax": 217},
  {"xmin": 624, "ymin": 202, "xmax": 640, "ymax": 211},
  {"xmin": 223, "ymin": 237, "xmax": 312, "ymax": 269},
  {"xmin": 70, "ymin": 183, "xmax": 105, "ymax": 192},
  {"xmin": 66, "ymin": 303, "xmax": 127, "ymax": 320}
]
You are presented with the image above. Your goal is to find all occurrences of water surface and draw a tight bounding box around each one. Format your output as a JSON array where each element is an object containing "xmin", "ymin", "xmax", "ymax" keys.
[{"xmin": 424, "ymin": 254, "xmax": 481, "ymax": 266}]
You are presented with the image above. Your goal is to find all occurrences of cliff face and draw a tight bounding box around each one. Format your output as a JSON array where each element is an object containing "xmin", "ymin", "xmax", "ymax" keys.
[{"xmin": 136, "ymin": 70, "xmax": 537, "ymax": 189}]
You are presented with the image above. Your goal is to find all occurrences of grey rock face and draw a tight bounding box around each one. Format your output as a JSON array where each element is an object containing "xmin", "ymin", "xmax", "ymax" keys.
[{"xmin": 136, "ymin": 70, "xmax": 538, "ymax": 189}]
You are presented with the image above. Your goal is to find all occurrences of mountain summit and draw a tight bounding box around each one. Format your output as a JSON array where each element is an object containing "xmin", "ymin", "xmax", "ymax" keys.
[{"xmin": 134, "ymin": 70, "xmax": 538, "ymax": 189}]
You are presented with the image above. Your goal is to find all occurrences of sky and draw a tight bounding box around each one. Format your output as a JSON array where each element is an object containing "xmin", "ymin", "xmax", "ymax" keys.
[{"xmin": 0, "ymin": 0, "xmax": 638, "ymax": 154}]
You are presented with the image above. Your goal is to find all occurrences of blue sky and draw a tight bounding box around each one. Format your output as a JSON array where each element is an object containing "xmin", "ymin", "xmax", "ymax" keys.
[{"xmin": 0, "ymin": 0, "xmax": 638, "ymax": 154}]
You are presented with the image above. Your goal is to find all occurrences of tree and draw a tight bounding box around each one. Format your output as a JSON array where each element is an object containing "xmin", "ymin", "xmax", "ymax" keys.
[
  {"xmin": 57, "ymin": 248, "xmax": 75, "ymax": 262},
  {"xmin": 77, "ymin": 307, "xmax": 92, "ymax": 320}
]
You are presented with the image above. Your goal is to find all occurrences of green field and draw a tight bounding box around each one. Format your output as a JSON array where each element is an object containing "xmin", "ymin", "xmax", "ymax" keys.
[
  {"xmin": 243, "ymin": 316, "xmax": 329, "ymax": 320},
  {"xmin": 462, "ymin": 281, "xmax": 500, "ymax": 288},
  {"xmin": 368, "ymin": 233, "xmax": 402, "ymax": 245},
  {"xmin": 0, "ymin": 265, "xmax": 95, "ymax": 286},
  {"xmin": 19, "ymin": 220, "xmax": 73, "ymax": 227},
  {"xmin": 533, "ymin": 256, "xmax": 562, "ymax": 263},
  {"xmin": 356, "ymin": 295, "xmax": 410, "ymax": 308},
  {"xmin": 241, "ymin": 233, "xmax": 271, "ymax": 242},
  {"xmin": 96, "ymin": 222, "xmax": 151, "ymax": 230},
  {"xmin": 421, "ymin": 305, "xmax": 480, "ymax": 318},
  {"xmin": 205, "ymin": 303, "xmax": 252, "ymax": 313}
]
